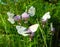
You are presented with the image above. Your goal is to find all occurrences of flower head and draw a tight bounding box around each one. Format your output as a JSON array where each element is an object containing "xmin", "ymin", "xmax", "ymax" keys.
[
  {"xmin": 21, "ymin": 12, "xmax": 29, "ymax": 20},
  {"xmin": 14, "ymin": 15, "xmax": 21, "ymax": 21},
  {"xmin": 28, "ymin": 6, "xmax": 35, "ymax": 16}
]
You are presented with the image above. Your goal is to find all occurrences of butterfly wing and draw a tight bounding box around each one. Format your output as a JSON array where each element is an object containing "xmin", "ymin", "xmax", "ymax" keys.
[
  {"xmin": 8, "ymin": 18, "xmax": 15, "ymax": 24},
  {"xmin": 28, "ymin": 6, "xmax": 35, "ymax": 16},
  {"xmin": 16, "ymin": 25, "xmax": 29, "ymax": 36},
  {"xmin": 7, "ymin": 12, "xmax": 15, "ymax": 24},
  {"xmin": 7, "ymin": 12, "xmax": 14, "ymax": 18},
  {"xmin": 42, "ymin": 12, "xmax": 51, "ymax": 21},
  {"xmin": 45, "ymin": 12, "xmax": 50, "ymax": 19},
  {"xmin": 29, "ymin": 24, "xmax": 39, "ymax": 32}
]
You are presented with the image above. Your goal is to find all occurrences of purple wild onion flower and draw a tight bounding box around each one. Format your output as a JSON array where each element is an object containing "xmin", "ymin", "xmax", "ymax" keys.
[
  {"xmin": 21, "ymin": 12, "xmax": 29, "ymax": 20},
  {"xmin": 14, "ymin": 15, "xmax": 21, "ymax": 21}
]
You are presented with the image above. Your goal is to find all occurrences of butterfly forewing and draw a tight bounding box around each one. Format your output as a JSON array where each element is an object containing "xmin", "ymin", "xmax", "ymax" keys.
[{"xmin": 29, "ymin": 24, "xmax": 39, "ymax": 32}]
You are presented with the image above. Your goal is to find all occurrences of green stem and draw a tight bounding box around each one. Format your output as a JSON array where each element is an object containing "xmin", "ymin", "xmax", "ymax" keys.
[
  {"xmin": 50, "ymin": 35, "xmax": 52, "ymax": 47},
  {"xmin": 39, "ymin": 25, "xmax": 47, "ymax": 47},
  {"xmin": 0, "ymin": 14, "xmax": 7, "ymax": 33},
  {"xmin": 37, "ymin": 20, "xmax": 47, "ymax": 47}
]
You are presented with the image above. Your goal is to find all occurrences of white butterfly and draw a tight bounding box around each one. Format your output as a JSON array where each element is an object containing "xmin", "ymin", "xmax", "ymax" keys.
[
  {"xmin": 42, "ymin": 12, "xmax": 51, "ymax": 21},
  {"xmin": 16, "ymin": 24, "xmax": 39, "ymax": 36},
  {"xmin": 7, "ymin": 12, "xmax": 15, "ymax": 24},
  {"xmin": 28, "ymin": 6, "xmax": 35, "ymax": 16}
]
